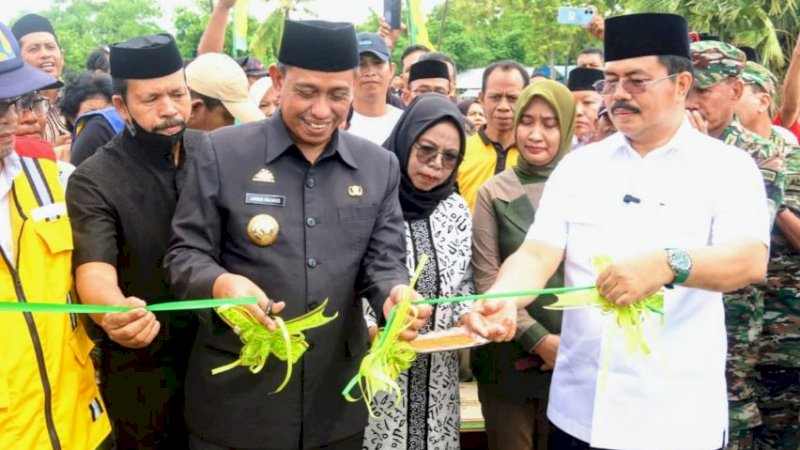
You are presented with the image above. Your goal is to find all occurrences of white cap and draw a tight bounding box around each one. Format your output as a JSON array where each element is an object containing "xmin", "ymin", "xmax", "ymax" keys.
[
  {"xmin": 248, "ymin": 76, "xmax": 273, "ymax": 105},
  {"xmin": 186, "ymin": 53, "xmax": 265, "ymax": 124}
]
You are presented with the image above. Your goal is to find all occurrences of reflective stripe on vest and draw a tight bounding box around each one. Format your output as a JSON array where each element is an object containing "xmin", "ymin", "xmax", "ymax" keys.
[{"xmin": 21, "ymin": 157, "xmax": 75, "ymax": 329}]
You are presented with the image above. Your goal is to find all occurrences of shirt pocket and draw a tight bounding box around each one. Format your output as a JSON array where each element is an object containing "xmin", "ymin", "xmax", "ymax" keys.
[
  {"xmin": 32, "ymin": 217, "xmax": 74, "ymax": 299},
  {"xmin": 653, "ymin": 203, "xmax": 712, "ymax": 248},
  {"xmin": 338, "ymin": 205, "xmax": 379, "ymax": 250},
  {"xmin": 33, "ymin": 216, "xmax": 74, "ymax": 254},
  {"xmin": 70, "ymin": 323, "xmax": 95, "ymax": 367},
  {"xmin": 564, "ymin": 201, "xmax": 614, "ymax": 259}
]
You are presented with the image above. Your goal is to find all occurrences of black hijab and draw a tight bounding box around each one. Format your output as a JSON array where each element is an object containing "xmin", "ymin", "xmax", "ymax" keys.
[{"xmin": 382, "ymin": 94, "xmax": 466, "ymax": 220}]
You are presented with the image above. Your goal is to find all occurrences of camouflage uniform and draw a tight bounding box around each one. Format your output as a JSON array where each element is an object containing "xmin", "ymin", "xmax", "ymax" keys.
[
  {"xmin": 741, "ymin": 62, "xmax": 800, "ymax": 450},
  {"xmin": 691, "ymin": 42, "xmax": 788, "ymax": 450}
]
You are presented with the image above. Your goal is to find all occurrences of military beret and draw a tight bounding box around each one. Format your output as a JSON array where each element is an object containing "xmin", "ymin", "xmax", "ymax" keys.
[{"xmin": 690, "ymin": 40, "xmax": 745, "ymax": 88}]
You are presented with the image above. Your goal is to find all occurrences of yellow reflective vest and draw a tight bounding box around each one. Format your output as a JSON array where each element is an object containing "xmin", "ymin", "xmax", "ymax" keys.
[{"xmin": 0, "ymin": 156, "xmax": 110, "ymax": 449}]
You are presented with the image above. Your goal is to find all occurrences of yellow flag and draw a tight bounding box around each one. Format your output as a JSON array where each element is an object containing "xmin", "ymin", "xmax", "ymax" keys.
[
  {"xmin": 407, "ymin": 0, "xmax": 435, "ymax": 50},
  {"xmin": 233, "ymin": 0, "xmax": 249, "ymax": 53}
]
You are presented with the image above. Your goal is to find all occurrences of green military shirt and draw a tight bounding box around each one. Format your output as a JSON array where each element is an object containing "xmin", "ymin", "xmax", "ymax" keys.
[
  {"xmin": 719, "ymin": 115, "xmax": 783, "ymax": 434},
  {"xmin": 761, "ymin": 131, "xmax": 800, "ymax": 367},
  {"xmin": 722, "ymin": 115, "xmax": 784, "ymax": 217}
]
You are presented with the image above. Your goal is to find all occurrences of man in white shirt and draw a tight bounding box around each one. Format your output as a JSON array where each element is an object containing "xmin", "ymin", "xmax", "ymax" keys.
[
  {"xmin": 347, "ymin": 32, "xmax": 403, "ymax": 145},
  {"xmin": 476, "ymin": 13, "xmax": 770, "ymax": 450}
]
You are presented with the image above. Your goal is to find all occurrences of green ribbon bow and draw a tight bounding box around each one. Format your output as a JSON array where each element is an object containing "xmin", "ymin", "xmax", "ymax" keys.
[
  {"xmin": 545, "ymin": 255, "xmax": 665, "ymax": 356},
  {"xmin": 212, "ymin": 298, "xmax": 338, "ymax": 394},
  {"xmin": 342, "ymin": 255, "xmax": 428, "ymax": 417}
]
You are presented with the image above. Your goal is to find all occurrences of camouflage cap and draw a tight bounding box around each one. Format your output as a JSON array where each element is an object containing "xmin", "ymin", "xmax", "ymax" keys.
[
  {"xmin": 741, "ymin": 61, "xmax": 777, "ymax": 98},
  {"xmin": 690, "ymin": 40, "xmax": 746, "ymax": 88}
]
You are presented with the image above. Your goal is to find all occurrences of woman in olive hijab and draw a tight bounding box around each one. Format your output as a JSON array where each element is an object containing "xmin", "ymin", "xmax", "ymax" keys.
[{"xmin": 470, "ymin": 80, "xmax": 576, "ymax": 450}]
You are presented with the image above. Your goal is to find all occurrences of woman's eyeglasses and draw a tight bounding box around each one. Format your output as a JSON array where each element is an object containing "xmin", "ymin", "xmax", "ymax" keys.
[{"xmin": 413, "ymin": 142, "xmax": 463, "ymax": 169}]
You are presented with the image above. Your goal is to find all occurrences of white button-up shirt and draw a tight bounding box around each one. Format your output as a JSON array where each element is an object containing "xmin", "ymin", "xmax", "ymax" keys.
[
  {"xmin": 0, "ymin": 152, "xmax": 23, "ymax": 263},
  {"xmin": 527, "ymin": 121, "xmax": 770, "ymax": 450}
]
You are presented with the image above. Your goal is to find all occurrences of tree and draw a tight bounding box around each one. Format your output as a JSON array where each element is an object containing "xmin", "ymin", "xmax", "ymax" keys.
[
  {"xmin": 428, "ymin": 0, "xmax": 605, "ymax": 70},
  {"xmin": 173, "ymin": 0, "xmax": 260, "ymax": 59},
  {"xmin": 631, "ymin": 0, "xmax": 800, "ymax": 73},
  {"xmin": 249, "ymin": 0, "xmax": 315, "ymax": 66},
  {"xmin": 32, "ymin": 0, "xmax": 163, "ymax": 75}
]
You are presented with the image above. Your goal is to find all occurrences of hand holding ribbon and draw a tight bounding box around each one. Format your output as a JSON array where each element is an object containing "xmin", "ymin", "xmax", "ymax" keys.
[
  {"xmin": 212, "ymin": 299, "xmax": 338, "ymax": 393},
  {"xmin": 343, "ymin": 255, "xmax": 429, "ymax": 416},
  {"xmin": 546, "ymin": 255, "xmax": 665, "ymax": 355}
]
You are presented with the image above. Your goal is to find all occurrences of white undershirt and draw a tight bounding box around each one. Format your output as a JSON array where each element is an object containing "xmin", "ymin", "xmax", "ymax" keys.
[
  {"xmin": 347, "ymin": 105, "xmax": 404, "ymax": 145},
  {"xmin": 0, "ymin": 152, "xmax": 23, "ymax": 264}
]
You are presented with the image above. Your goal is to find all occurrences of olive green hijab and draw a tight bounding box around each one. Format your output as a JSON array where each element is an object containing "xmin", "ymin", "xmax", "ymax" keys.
[{"xmin": 513, "ymin": 79, "xmax": 576, "ymax": 184}]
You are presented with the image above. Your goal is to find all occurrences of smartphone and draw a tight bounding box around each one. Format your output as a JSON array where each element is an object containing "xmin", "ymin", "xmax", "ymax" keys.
[
  {"xmin": 384, "ymin": 0, "xmax": 402, "ymax": 29},
  {"xmin": 557, "ymin": 6, "xmax": 595, "ymax": 26}
]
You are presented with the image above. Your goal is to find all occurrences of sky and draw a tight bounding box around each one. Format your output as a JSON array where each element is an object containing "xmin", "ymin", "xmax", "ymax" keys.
[{"xmin": 2, "ymin": 0, "xmax": 441, "ymax": 31}]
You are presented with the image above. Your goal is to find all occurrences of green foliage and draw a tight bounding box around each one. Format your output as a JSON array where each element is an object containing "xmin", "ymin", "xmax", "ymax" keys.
[
  {"xmin": 398, "ymin": 0, "xmax": 606, "ymax": 70},
  {"xmin": 629, "ymin": 0, "xmax": 800, "ymax": 74},
  {"xmin": 249, "ymin": 0, "xmax": 316, "ymax": 65},
  {"xmin": 174, "ymin": 2, "xmax": 221, "ymax": 58},
  {"xmin": 173, "ymin": 0, "xmax": 260, "ymax": 59},
  {"xmin": 18, "ymin": 0, "xmax": 798, "ymax": 81},
  {"xmin": 30, "ymin": 0, "xmax": 163, "ymax": 76}
]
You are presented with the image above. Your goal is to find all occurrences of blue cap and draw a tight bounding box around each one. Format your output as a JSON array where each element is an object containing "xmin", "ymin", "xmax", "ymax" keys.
[
  {"xmin": 0, "ymin": 21, "xmax": 56, "ymax": 99},
  {"xmin": 356, "ymin": 32, "xmax": 390, "ymax": 62}
]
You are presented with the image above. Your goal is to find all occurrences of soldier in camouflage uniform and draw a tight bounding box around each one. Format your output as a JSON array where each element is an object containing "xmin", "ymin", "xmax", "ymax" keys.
[
  {"xmin": 688, "ymin": 41, "xmax": 787, "ymax": 450},
  {"xmin": 738, "ymin": 61, "xmax": 800, "ymax": 450}
]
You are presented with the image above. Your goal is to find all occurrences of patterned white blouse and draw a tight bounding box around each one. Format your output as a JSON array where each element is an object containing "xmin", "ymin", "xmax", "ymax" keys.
[{"xmin": 363, "ymin": 192, "xmax": 475, "ymax": 450}]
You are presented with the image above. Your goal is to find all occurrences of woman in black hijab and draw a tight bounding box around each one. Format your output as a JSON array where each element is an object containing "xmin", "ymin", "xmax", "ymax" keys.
[{"xmin": 363, "ymin": 94, "xmax": 476, "ymax": 450}]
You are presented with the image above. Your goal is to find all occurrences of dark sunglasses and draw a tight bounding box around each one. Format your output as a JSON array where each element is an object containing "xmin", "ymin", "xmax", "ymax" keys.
[{"xmin": 413, "ymin": 142, "xmax": 463, "ymax": 169}]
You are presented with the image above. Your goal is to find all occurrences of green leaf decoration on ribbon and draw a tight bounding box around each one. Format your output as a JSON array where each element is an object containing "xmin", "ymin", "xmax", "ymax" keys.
[
  {"xmin": 342, "ymin": 254, "xmax": 428, "ymax": 417},
  {"xmin": 211, "ymin": 298, "xmax": 338, "ymax": 394},
  {"xmin": 545, "ymin": 255, "xmax": 665, "ymax": 356}
]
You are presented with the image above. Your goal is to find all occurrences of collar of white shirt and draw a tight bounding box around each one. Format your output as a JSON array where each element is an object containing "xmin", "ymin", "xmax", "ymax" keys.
[
  {"xmin": 0, "ymin": 151, "xmax": 23, "ymax": 200},
  {"xmin": 609, "ymin": 118, "xmax": 698, "ymax": 159}
]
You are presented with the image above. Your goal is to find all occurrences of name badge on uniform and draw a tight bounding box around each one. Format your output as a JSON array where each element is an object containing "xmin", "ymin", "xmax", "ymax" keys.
[
  {"xmin": 245, "ymin": 193, "xmax": 286, "ymax": 207},
  {"xmin": 760, "ymin": 169, "xmax": 778, "ymax": 183},
  {"xmin": 787, "ymin": 174, "xmax": 800, "ymax": 193},
  {"xmin": 31, "ymin": 202, "xmax": 67, "ymax": 222}
]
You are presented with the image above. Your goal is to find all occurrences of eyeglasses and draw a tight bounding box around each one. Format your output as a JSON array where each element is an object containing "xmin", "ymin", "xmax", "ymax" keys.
[
  {"xmin": 593, "ymin": 73, "xmax": 679, "ymax": 95},
  {"xmin": 413, "ymin": 142, "xmax": 463, "ymax": 169},
  {"xmin": 411, "ymin": 87, "xmax": 450, "ymax": 96},
  {"xmin": 27, "ymin": 95, "xmax": 51, "ymax": 118},
  {"xmin": 0, "ymin": 96, "xmax": 24, "ymax": 117},
  {"xmin": 0, "ymin": 92, "xmax": 50, "ymax": 118}
]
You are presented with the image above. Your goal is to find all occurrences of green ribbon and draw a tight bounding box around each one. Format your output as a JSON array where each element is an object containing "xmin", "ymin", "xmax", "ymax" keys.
[
  {"xmin": 343, "ymin": 255, "xmax": 428, "ymax": 416},
  {"xmin": 0, "ymin": 297, "xmax": 258, "ymax": 314},
  {"xmin": 413, "ymin": 285, "xmax": 596, "ymax": 306},
  {"xmin": 544, "ymin": 255, "xmax": 666, "ymax": 391},
  {"xmin": 341, "ymin": 276, "xmax": 599, "ymax": 406},
  {"xmin": 341, "ymin": 255, "xmax": 669, "ymax": 403},
  {"xmin": 212, "ymin": 299, "xmax": 338, "ymax": 394},
  {"xmin": 545, "ymin": 255, "xmax": 665, "ymax": 356}
]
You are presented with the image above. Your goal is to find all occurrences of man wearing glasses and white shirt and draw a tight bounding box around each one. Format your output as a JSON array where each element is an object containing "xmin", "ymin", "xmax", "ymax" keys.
[{"xmin": 477, "ymin": 13, "xmax": 770, "ymax": 450}]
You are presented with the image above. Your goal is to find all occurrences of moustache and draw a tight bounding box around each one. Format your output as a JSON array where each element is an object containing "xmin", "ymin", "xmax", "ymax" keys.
[
  {"xmin": 153, "ymin": 117, "xmax": 186, "ymax": 134},
  {"xmin": 611, "ymin": 102, "xmax": 641, "ymax": 115}
]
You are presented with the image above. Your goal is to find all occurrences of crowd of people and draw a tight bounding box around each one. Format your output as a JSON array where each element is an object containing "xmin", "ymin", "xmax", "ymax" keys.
[{"xmin": 1, "ymin": 2, "xmax": 799, "ymax": 450}]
